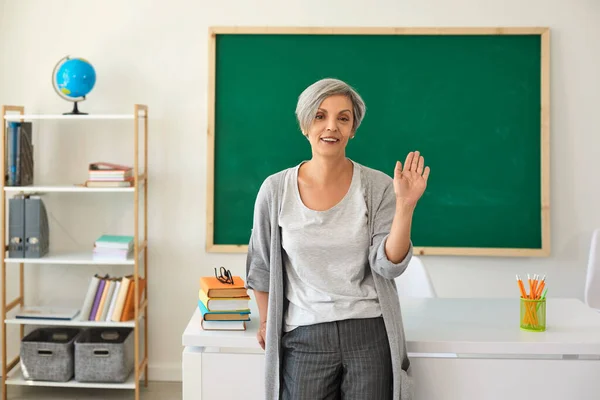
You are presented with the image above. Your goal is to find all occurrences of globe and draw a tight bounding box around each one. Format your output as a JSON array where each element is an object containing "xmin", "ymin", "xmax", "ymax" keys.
[{"xmin": 52, "ymin": 56, "xmax": 97, "ymax": 115}]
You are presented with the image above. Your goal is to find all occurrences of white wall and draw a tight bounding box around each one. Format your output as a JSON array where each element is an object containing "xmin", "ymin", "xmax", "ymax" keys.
[{"xmin": 0, "ymin": 0, "xmax": 598, "ymax": 381}]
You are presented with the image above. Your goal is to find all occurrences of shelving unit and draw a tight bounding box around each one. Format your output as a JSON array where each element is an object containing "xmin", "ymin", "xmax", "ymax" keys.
[{"xmin": 0, "ymin": 105, "xmax": 149, "ymax": 400}]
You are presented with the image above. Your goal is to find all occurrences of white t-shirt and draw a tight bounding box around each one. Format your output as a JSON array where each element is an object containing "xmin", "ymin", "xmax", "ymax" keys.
[{"xmin": 279, "ymin": 160, "xmax": 382, "ymax": 332}]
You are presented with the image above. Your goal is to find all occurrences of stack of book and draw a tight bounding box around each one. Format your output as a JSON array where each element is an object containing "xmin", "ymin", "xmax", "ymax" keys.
[
  {"xmin": 86, "ymin": 161, "xmax": 133, "ymax": 188},
  {"xmin": 80, "ymin": 273, "xmax": 146, "ymax": 322},
  {"xmin": 199, "ymin": 274, "xmax": 251, "ymax": 331},
  {"xmin": 93, "ymin": 234, "xmax": 134, "ymax": 261}
]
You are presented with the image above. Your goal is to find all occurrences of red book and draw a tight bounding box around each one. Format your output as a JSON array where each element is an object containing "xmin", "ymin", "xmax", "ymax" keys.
[{"xmin": 89, "ymin": 161, "xmax": 132, "ymax": 171}]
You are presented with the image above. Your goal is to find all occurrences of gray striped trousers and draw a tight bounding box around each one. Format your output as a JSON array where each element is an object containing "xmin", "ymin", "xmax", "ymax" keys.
[{"xmin": 281, "ymin": 316, "xmax": 393, "ymax": 400}]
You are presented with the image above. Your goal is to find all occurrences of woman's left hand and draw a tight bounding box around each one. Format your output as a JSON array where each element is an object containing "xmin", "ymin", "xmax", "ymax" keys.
[{"xmin": 393, "ymin": 150, "xmax": 430, "ymax": 208}]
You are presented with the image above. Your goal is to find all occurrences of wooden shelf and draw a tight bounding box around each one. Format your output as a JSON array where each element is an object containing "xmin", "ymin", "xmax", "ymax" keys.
[
  {"xmin": 6, "ymin": 365, "xmax": 137, "ymax": 389},
  {"xmin": 3, "ymin": 178, "xmax": 146, "ymax": 194},
  {"xmin": 4, "ymin": 185, "xmax": 136, "ymax": 193},
  {"xmin": 5, "ymin": 314, "xmax": 139, "ymax": 328},
  {"xmin": 3, "ymin": 114, "xmax": 136, "ymax": 121},
  {"xmin": 4, "ymin": 249, "xmax": 143, "ymax": 265}
]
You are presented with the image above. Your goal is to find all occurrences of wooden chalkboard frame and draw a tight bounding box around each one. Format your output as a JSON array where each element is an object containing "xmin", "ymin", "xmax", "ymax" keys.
[{"xmin": 206, "ymin": 27, "xmax": 550, "ymax": 257}]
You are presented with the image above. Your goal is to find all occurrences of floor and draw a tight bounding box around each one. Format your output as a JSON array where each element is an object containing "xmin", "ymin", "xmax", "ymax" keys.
[{"xmin": 5, "ymin": 381, "xmax": 182, "ymax": 399}]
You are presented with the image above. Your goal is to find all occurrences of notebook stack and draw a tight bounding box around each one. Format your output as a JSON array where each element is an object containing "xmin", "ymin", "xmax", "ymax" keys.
[
  {"xmin": 93, "ymin": 235, "xmax": 134, "ymax": 261},
  {"xmin": 86, "ymin": 161, "xmax": 134, "ymax": 188},
  {"xmin": 198, "ymin": 274, "xmax": 251, "ymax": 331}
]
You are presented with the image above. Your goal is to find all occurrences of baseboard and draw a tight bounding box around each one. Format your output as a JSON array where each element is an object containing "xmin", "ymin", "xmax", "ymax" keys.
[{"xmin": 148, "ymin": 363, "xmax": 182, "ymax": 382}]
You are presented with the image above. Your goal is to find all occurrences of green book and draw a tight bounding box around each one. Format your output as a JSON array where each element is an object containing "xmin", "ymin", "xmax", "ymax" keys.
[{"xmin": 95, "ymin": 235, "xmax": 134, "ymax": 249}]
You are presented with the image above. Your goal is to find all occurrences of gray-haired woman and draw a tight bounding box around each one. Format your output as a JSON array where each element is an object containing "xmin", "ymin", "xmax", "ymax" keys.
[{"xmin": 246, "ymin": 78, "xmax": 430, "ymax": 400}]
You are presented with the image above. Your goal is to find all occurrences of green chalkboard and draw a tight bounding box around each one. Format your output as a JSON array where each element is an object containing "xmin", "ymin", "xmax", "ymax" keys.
[{"xmin": 207, "ymin": 28, "xmax": 550, "ymax": 257}]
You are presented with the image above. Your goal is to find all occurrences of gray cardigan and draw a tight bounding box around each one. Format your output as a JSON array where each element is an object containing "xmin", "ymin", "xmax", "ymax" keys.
[{"xmin": 245, "ymin": 160, "xmax": 414, "ymax": 400}]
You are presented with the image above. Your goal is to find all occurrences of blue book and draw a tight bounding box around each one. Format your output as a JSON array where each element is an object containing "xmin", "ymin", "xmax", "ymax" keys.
[
  {"xmin": 198, "ymin": 300, "xmax": 250, "ymax": 321},
  {"xmin": 7, "ymin": 122, "xmax": 17, "ymax": 186}
]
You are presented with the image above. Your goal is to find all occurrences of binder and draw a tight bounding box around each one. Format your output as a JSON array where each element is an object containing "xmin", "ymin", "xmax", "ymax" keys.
[
  {"xmin": 6, "ymin": 122, "xmax": 17, "ymax": 186},
  {"xmin": 17, "ymin": 122, "xmax": 34, "ymax": 186},
  {"xmin": 8, "ymin": 195, "xmax": 25, "ymax": 258},
  {"xmin": 4, "ymin": 122, "xmax": 33, "ymax": 187},
  {"xmin": 24, "ymin": 196, "xmax": 49, "ymax": 258}
]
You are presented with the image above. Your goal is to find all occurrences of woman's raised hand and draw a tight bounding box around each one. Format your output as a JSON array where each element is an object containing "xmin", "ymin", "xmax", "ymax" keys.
[{"xmin": 393, "ymin": 151, "xmax": 430, "ymax": 208}]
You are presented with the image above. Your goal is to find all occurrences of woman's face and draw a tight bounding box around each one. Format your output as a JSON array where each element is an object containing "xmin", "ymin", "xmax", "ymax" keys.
[{"xmin": 305, "ymin": 94, "xmax": 354, "ymax": 157}]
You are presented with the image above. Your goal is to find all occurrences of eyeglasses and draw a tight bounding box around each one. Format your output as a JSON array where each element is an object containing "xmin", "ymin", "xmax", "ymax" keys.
[{"xmin": 214, "ymin": 267, "xmax": 234, "ymax": 285}]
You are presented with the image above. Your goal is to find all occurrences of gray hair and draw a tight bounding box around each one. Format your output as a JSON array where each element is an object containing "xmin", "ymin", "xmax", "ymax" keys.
[{"xmin": 295, "ymin": 78, "xmax": 366, "ymax": 134}]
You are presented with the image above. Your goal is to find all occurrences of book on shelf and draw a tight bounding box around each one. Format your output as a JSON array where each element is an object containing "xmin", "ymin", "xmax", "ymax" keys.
[
  {"xmin": 81, "ymin": 273, "xmax": 145, "ymax": 322},
  {"xmin": 95, "ymin": 234, "xmax": 134, "ymax": 249},
  {"xmin": 15, "ymin": 306, "xmax": 79, "ymax": 321},
  {"xmin": 93, "ymin": 234, "xmax": 134, "ymax": 261},
  {"xmin": 85, "ymin": 178, "xmax": 134, "ymax": 188},
  {"xmin": 89, "ymin": 161, "xmax": 132, "ymax": 172},
  {"xmin": 85, "ymin": 161, "xmax": 134, "ymax": 187}
]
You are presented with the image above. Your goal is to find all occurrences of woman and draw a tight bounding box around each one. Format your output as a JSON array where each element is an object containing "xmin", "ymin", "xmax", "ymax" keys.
[{"xmin": 246, "ymin": 78, "xmax": 430, "ymax": 400}]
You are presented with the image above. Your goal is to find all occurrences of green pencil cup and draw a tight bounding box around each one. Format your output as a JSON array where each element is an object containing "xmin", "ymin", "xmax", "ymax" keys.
[{"xmin": 520, "ymin": 298, "xmax": 546, "ymax": 332}]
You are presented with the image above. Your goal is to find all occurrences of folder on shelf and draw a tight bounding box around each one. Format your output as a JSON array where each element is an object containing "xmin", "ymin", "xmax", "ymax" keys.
[
  {"xmin": 17, "ymin": 122, "xmax": 34, "ymax": 186},
  {"xmin": 24, "ymin": 196, "xmax": 49, "ymax": 258},
  {"xmin": 8, "ymin": 195, "xmax": 25, "ymax": 258},
  {"xmin": 6, "ymin": 122, "xmax": 16, "ymax": 186},
  {"xmin": 5, "ymin": 121, "xmax": 33, "ymax": 187},
  {"xmin": 80, "ymin": 274, "xmax": 102, "ymax": 320}
]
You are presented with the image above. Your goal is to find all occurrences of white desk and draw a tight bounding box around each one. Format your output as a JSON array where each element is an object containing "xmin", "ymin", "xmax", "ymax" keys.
[{"xmin": 182, "ymin": 298, "xmax": 600, "ymax": 400}]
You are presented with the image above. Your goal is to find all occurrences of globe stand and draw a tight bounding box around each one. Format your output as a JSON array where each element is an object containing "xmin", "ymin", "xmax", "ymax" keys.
[{"xmin": 63, "ymin": 101, "xmax": 87, "ymax": 115}]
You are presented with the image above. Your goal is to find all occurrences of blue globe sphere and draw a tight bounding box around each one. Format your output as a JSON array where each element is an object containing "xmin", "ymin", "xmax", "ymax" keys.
[{"xmin": 52, "ymin": 56, "xmax": 97, "ymax": 114}]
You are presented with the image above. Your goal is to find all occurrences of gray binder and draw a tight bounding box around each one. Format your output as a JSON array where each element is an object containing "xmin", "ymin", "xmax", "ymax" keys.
[
  {"xmin": 8, "ymin": 195, "xmax": 25, "ymax": 258},
  {"xmin": 24, "ymin": 196, "xmax": 49, "ymax": 258},
  {"xmin": 17, "ymin": 122, "xmax": 34, "ymax": 186}
]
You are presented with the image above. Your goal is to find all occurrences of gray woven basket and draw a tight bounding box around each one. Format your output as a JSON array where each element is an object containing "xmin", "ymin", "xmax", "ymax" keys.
[
  {"xmin": 20, "ymin": 327, "xmax": 81, "ymax": 382},
  {"xmin": 74, "ymin": 328, "xmax": 134, "ymax": 383}
]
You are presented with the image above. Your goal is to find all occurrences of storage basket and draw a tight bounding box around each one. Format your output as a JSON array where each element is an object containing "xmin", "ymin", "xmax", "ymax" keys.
[
  {"xmin": 74, "ymin": 328, "xmax": 134, "ymax": 383},
  {"xmin": 20, "ymin": 327, "xmax": 81, "ymax": 382}
]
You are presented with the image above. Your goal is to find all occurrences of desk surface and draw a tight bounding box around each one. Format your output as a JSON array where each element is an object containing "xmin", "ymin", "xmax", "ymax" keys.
[{"xmin": 182, "ymin": 298, "xmax": 600, "ymax": 356}]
